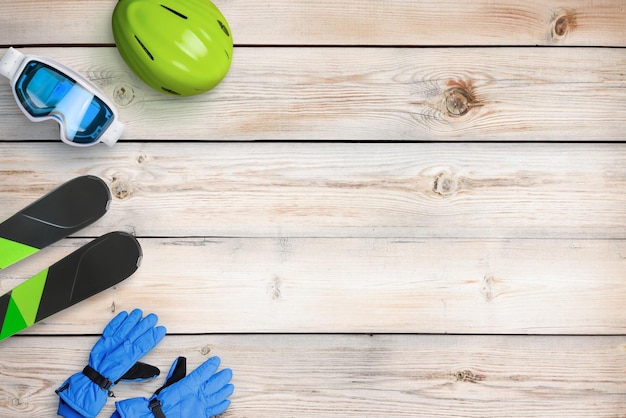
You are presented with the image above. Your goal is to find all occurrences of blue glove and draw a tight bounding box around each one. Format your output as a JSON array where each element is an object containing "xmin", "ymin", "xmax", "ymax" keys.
[
  {"xmin": 112, "ymin": 356, "xmax": 234, "ymax": 418},
  {"xmin": 57, "ymin": 362, "xmax": 162, "ymax": 418},
  {"xmin": 56, "ymin": 309, "xmax": 167, "ymax": 418}
]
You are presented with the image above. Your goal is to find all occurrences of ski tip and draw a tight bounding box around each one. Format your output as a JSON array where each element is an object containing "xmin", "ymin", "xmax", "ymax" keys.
[
  {"xmin": 55, "ymin": 175, "xmax": 112, "ymax": 211},
  {"xmin": 76, "ymin": 175, "xmax": 113, "ymax": 208},
  {"xmin": 21, "ymin": 175, "xmax": 113, "ymax": 229},
  {"xmin": 100, "ymin": 231, "xmax": 143, "ymax": 265},
  {"xmin": 0, "ymin": 175, "xmax": 115, "ymax": 268}
]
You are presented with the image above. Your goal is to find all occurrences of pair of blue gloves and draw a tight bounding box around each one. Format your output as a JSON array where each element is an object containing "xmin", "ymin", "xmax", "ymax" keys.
[{"xmin": 55, "ymin": 309, "xmax": 234, "ymax": 418}]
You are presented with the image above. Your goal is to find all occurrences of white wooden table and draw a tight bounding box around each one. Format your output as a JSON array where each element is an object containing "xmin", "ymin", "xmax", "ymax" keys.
[{"xmin": 1, "ymin": 1, "xmax": 625, "ymax": 416}]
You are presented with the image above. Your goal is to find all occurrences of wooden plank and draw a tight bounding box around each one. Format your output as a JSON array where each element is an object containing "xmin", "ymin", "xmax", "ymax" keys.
[
  {"xmin": 2, "ymin": 236, "xmax": 625, "ymax": 335},
  {"xmin": 1, "ymin": 1, "xmax": 625, "ymax": 46},
  {"xmin": 0, "ymin": 143, "xmax": 625, "ymax": 239},
  {"xmin": 1, "ymin": 47, "xmax": 624, "ymax": 141},
  {"xmin": 1, "ymin": 334, "xmax": 625, "ymax": 416}
]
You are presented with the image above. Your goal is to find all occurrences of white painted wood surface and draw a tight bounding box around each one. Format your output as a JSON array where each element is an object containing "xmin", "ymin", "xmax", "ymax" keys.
[
  {"xmin": 2, "ymin": 235, "xmax": 625, "ymax": 335},
  {"xmin": 2, "ymin": 335, "xmax": 625, "ymax": 417},
  {"xmin": 0, "ymin": 47, "xmax": 625, "ymax": 141},
  {"xmin": 1, "ymin": 0, "xmax": 625, "ymax": 416},
  {"xmin": 0, "ymin": 143, "xmax": 624, "ymax": 239},
  {"xmin": 1, "ymin": 0, "xmax": 625, "ymax": 46}
]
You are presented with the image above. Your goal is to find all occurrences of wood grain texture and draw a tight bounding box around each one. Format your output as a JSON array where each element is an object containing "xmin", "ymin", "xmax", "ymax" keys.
[
  {"xmin": 1, "ymin": 236, "xmax": 625, "ymax": 335},
  {"xmin": 0, "ymin": 143, "xmax": 624, "ymax": 239},
  {"xmin": 1, "ymin": 335, "xmax": 625, "ymax": 417},
  {"xmin": 1, "ymin": 0, "xmax": 625, "ymax": 46},
  {"xmin": 1, "ymin": 1, "xmax": 626, "ymax": 416},
  {"xmin": 0, "ymin": 48, "xmax": 626, "ymax": 141},
  {"xmin": 1, "ymin": 47, "xmax": 624, "ymax": 141}
]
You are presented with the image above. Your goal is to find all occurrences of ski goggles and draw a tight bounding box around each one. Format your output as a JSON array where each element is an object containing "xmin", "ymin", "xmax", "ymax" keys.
[{"xmin": 0, "ymin": 47, "xmax": 123, "ymax": 147}]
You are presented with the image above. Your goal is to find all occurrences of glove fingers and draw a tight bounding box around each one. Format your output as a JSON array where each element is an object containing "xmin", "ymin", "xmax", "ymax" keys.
[
  {"xmin": 91, "ymin": 310, "xmax": 137, "ymax": 363},
  {"xmin": 158, "ymin": 357, "xmax": 221, "ymax": 405},
  {"xmin": 98, "ymin": 325, "xmax": 166, "ymax": 380},
  {"xmin": 126, "ymin": 325, "xmax": 167, "ymax": 360},
  {"xmin": 202, "ymin": 368, "xmax": 233, "ymax": 396},
  {"xmin": 183, "ymin": 356, "xmax": 221, "ymax": 388},
  {"xmin": 204, "ymin": 382, "xmax": 234, "ymax": 406},
  {"xmin": 100, "ymin": 310, "xmax": 129, "ymax": 338},
  {"xmin": 205, "ymin": 399, "xmax": 231, "ymax": 417},
  {"xmin": 109, "ymin": 309, "xmax": 143, "ymax": 340},
  {"xmin": 125, "ymin": 312, "xmax": 159, "ymax": 343}
]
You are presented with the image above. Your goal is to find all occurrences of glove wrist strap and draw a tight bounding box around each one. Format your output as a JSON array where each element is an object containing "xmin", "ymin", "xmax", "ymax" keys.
[
  {"xmin": 83, "ymin": 365, "xmax": 115, "ymax": 397},
  {"xmin": 149, "ymin": 398, "xmax": 166, "ymax": 418}
]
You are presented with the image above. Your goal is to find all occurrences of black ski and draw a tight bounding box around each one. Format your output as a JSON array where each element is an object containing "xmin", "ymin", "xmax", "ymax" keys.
[
  {"xmin": 0, "ymin": 231, "xmax": 142, "ymax": 341},
  {"xmin": 0, "ymin": 175, "xmax": 111, "ymax": 270}
]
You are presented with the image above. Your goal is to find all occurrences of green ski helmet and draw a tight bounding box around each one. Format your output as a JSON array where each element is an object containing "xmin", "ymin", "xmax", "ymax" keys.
[{"xmin": 112, "ymin": 0, "xmax": 233, "ymax": 96}]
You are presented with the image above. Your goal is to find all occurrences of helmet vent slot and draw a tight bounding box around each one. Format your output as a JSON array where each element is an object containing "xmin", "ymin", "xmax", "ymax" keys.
[
  {"xmin": 134, "ymin": 36, "xmax": 154, "ymax": 61},
  {"xmin": 161, "ymin": 5, "xmax": 188, "ymax": 19},
  {"xmin": 217, "ymin": 20, "xmax": 230, "ymax": 37},
  {"xmin": 162, "ymin": 87, "xmax": 181, "ymax": 95}
]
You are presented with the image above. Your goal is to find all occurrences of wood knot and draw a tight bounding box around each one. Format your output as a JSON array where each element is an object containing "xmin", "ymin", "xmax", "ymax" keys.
[
  {"xmin": 111, "ymin": 176, "xmax": 132, "ymax": 200},
  {"xmin": 201, "ymin": 345, "xmax": 211, "ymax": 355},
  {"xmin": 480, "ymin": 274, "xmax": 507, "ymax": 302},
  {"xmin": 551, "ymin": 10, "xmax": 577, "ymax": 39},
  {"xmin": 432, "ymin": 171, "xmax": 458, "ymax": 197},
  {"xmin": 443, "ymin": 79, "xmax": 481, "ymax": 117},
  {"xmin": 455, "ymin": 370, "xmax": 485, "ymax": 383},
  {"xmin": 554, "ymin": 16, "xmax": 569, "ymax": 36},
  {"xmin": 113, "ymin": 85, "xmax": 135, "ymax": 107},
  {"xmin": 267, "ymin": 276, "xmax": 283, "ymax": 300},
  {"xmin": 481, "ymin": 274, "xmax": 495, "ymax": 301},
  {"xmin": 444, "ymin": 88, "xmax": 472, "ymax": 117}
]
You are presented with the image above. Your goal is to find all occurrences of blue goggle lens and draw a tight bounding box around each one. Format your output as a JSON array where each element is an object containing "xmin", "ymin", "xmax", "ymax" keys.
[{"xmin": 15, "ymin": 61, "xmax": 114, "ymax": 144}]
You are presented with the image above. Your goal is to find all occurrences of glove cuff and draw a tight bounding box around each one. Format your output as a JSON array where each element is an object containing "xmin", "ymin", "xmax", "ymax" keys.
[
  {"xmin": 57, "ymin": 398, "xmax": 87, "ymax": 418},
  {"xmin": 55, "ymin": 373, "xmax": 109, "ymax": 418},
  {"xmin": 113, "ymin": 397, "xmax": 152, "ymax": 418}
]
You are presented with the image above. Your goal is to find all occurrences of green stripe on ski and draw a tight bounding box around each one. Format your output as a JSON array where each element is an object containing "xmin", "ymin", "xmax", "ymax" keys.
[
  {"xmin": 0, "ymin": 297, "xmax": 29, "ymax": 340},
  {"xmin": 0, "ymin": 237, "xmax": 38, "ymax": 269},
  {"xmin": 10, "ymin": 268, "xmax": 47, "ymax": 327},
  {"xmin": 0, "ymin": 269, "xmax": 48, "ymax": 340},
  {"xmin": 0, "ymin": 232, "xmax": 141, "ymax": 342}
]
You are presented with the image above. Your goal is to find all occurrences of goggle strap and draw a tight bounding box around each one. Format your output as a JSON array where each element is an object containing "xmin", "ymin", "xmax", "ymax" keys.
[
  {"xmin": 99, "ymin": 119, "xmax": 125, "ymax": 147},
  {"xmin": 0, "ymin": 47, "xmax": 26, "ymax": 81}
]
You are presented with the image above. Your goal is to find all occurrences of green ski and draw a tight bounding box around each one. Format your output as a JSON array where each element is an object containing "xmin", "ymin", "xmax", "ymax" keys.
[
  {"xmin": 0, "ymin": 175, "xmax": 111, "ymax": 270},
  {"xmin": 0, "ymin": 231, "xmax": 142, "ymax": 341}
]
